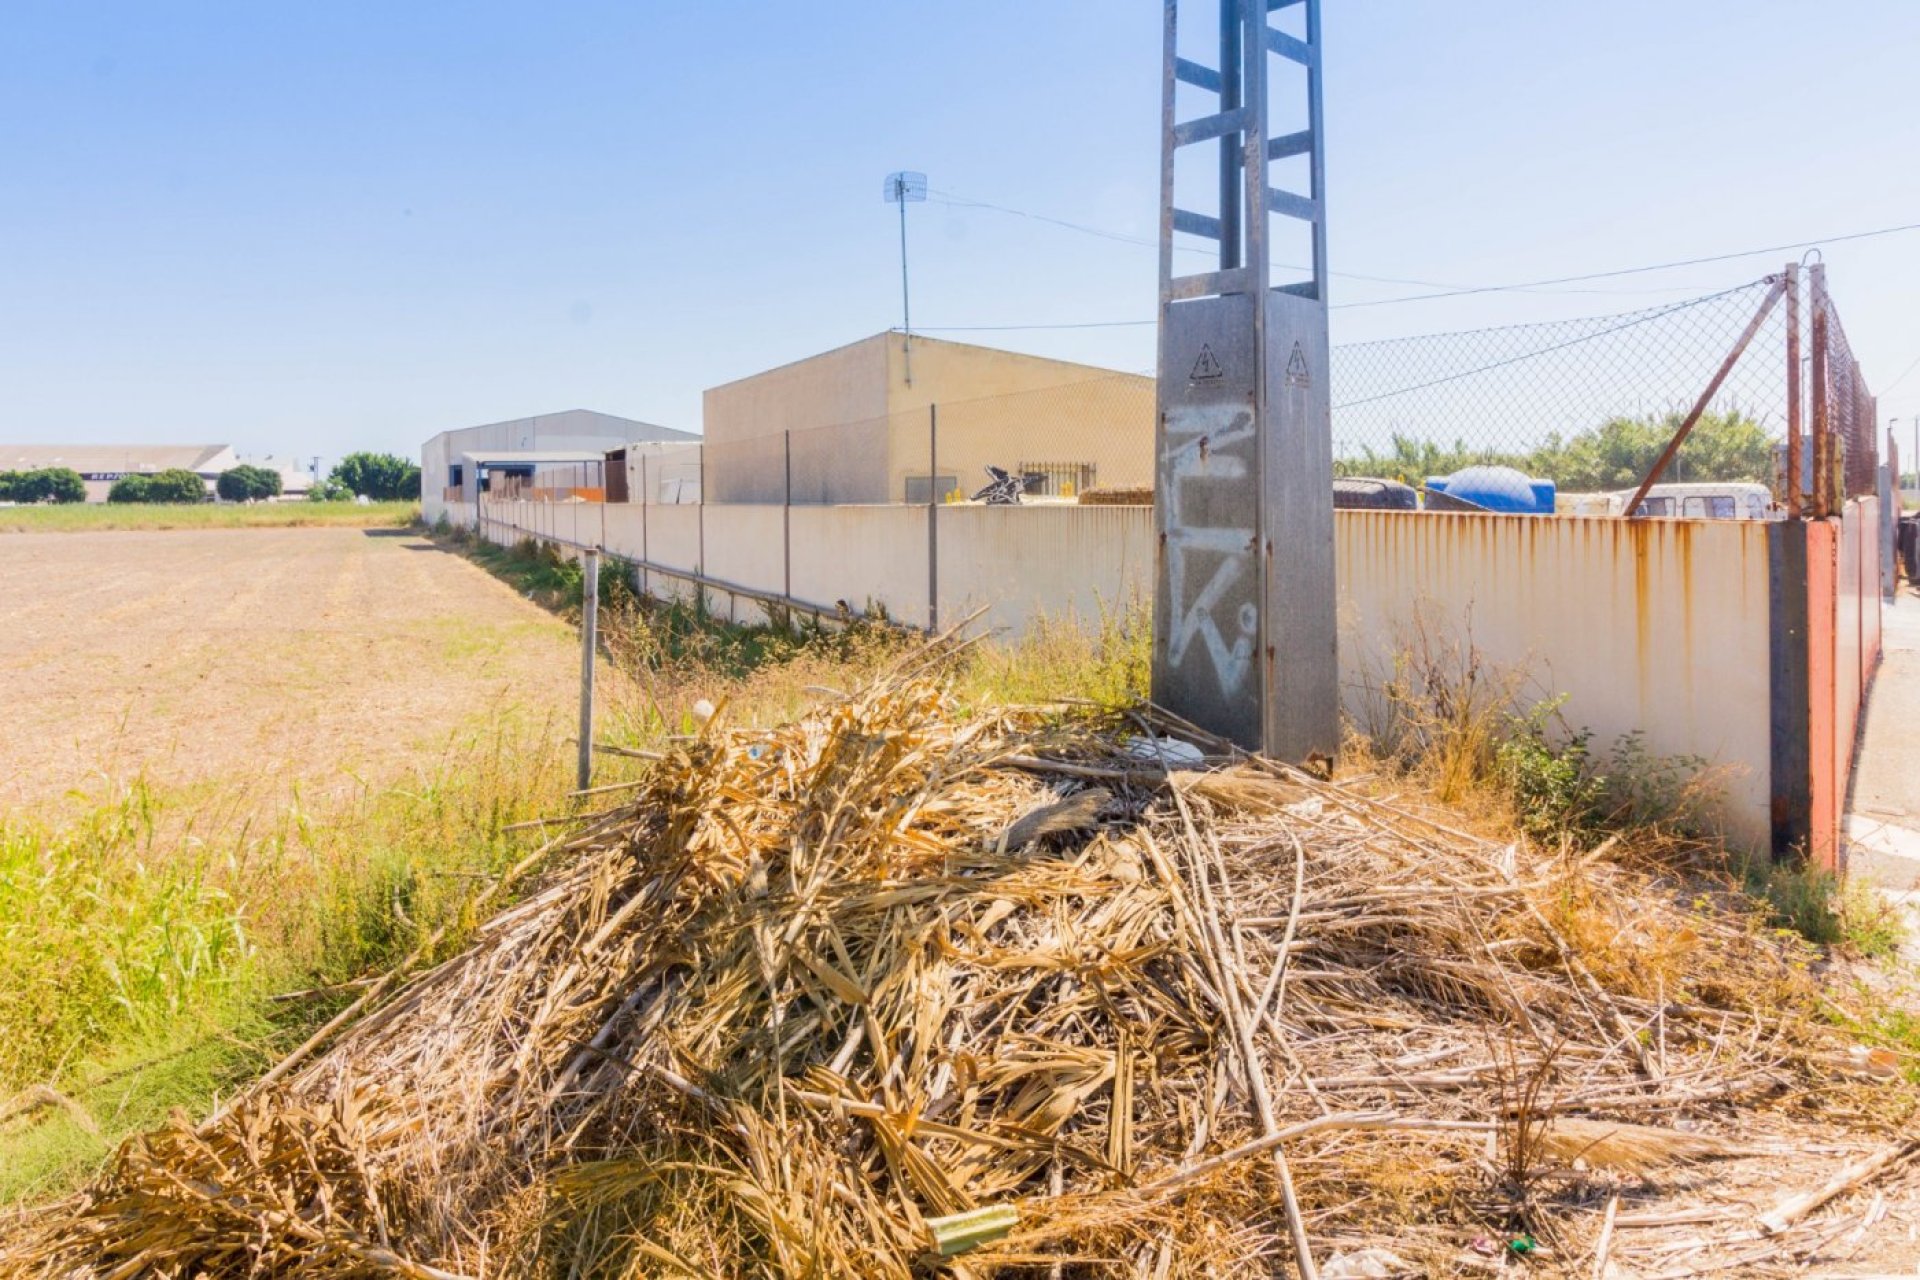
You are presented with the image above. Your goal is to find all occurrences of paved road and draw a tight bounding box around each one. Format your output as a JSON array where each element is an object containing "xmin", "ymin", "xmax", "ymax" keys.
[{"xmin": 1846, "ymin": 582, "xmax": 1920, "ymax": 953}]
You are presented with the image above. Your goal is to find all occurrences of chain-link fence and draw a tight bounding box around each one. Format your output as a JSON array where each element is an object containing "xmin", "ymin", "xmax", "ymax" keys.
[
  {"xmin": 570, "ymin": 271, "xmax": 1878, "ymax": 519},
  {"xmin": 1331, "ymin": 276, "xmax": 1795, "ymax": 497}
]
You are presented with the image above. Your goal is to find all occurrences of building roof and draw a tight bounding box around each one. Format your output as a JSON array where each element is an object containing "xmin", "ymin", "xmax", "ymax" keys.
[
  {"xmin": 0, "ymin": 444, "xmax": 234, "ymax": 475},
  {"xmin": 705, "ymin": 331, "xmax": 1150, "ymax": 393},
  {"xmin": 459, "ymin": 449, "xmax": 614, "ymax": 466},
  {"xmin": 441, "ymin": 409, "xmax": 695, "ymax": 444}
]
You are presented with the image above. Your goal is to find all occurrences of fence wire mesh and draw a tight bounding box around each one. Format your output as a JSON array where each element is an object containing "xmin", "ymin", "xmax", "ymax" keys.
[
  {"xmin": 537, "ymin": 273, "xmax": 1882, "ymax": 519},
  {"xmin": 1330, "ymin": 276, "xmax": 1792, "ymax": 494}
]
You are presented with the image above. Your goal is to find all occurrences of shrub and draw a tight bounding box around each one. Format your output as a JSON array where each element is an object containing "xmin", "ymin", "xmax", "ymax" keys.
[
  {"xmin": 215, "ymin": 465, "xmax": 282, "ymax": 503},
  {"xmin": 0, "ymin": 468, "xmax": 87, "ymax": 504},
  {"xmin": 331, "ymin": 452, "xmax": 421, "ymax": 501},
  {"xmin": 107, "ymin": 470, "xmax": 208, "ymax": 504},
  {"xmin": 307, "ymin": 477, "xmax": 353, "ymax": 502}
]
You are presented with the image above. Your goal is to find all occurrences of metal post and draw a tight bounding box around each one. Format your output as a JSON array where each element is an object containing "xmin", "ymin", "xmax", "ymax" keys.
[
  {"xmin": 898, "ymin": 185, "xmax": 914, "ymax": 387},
  {"xmin": 1152, "ymin": 0, "xmax": 1337, "ymax": 764},
  {"xmin": 577, "ymin": 548, "xmax": 600, "ymax": 792},
  {"xmin": 1811, "ymin": 265, "xmax": 1831, "ymax": 519},
  {"xmin": 1785, "ymin": 263, "xmax": 1802, "ymax": 519},
  {"xmin": 697, "ymin": 442, "xmax": 706, "ymax": 600},
  {"xmin": 1217, "ymin": 2, "xmax": 1242, "ymax": 271},
  {"xmin": 1623, "ymin": 275, "xmax": 1785, "ymax": 518},
  {"xmin": 784, "ymin": 429, "xmax": 793, "ymax": 616},
  {"xmin": 927, "ymin": 405, "xmax": 939, "ymax": 633}
]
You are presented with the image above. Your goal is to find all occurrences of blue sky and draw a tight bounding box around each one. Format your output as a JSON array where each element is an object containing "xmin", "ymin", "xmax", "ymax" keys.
[{"xmin": 2, "ymin": 2, "xmax": 1917, "ymax": 466}]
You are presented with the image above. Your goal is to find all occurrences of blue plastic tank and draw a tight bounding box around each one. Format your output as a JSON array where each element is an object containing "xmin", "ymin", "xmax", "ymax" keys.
[{"xmin": 1425, "ymin": 465, "xmax": 1555, "ymax": 515}]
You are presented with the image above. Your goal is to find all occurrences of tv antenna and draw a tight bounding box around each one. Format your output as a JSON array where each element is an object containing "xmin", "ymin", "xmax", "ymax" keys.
[{"xmin": 884, "ymin": 170, "xmax": 927, "ymax": 385}]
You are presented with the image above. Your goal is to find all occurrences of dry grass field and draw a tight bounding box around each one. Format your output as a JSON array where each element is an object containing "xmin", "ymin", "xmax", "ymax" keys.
[{"xmin": 0, "ymin": 525, "xmax": 581, "ymax": 813}]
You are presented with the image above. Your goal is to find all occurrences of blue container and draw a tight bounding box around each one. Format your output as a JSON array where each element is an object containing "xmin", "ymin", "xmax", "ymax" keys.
[{"xmin": 1425, "ymin": 465, "xmax": 1556, "ymax": 515}]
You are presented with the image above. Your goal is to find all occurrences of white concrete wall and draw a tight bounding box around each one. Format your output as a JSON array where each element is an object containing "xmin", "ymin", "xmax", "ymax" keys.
[
  {"xmin": 789, "ymin": 505, "xmax": 930, "ymax": 626},
  {"xmin": 474, "ymin": 498, "xmax": 1775, "ymax": 847},
  {"xmin": 1336, "ymin": 512, "xmax": 1774, "ymax": 850},
  {"xmin": 938, "ymin": 504, "xmax": 1153, "ymax": 635}
]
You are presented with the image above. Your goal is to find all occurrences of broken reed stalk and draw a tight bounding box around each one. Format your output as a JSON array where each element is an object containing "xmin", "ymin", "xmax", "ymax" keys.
[{"xmin": 2, "ymin": 664, "xmax": 1907, "ymax": 1279}]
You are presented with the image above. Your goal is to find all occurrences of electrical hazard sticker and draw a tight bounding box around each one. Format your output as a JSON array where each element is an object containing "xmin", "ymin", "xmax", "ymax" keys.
[
  {"xmin": 1284, "ymin": 342, "xmax": 1311, "ymax": 388},
  {"xmin": 1189, "ymin": 345, "xmax": 1223, "ymax": 380}
]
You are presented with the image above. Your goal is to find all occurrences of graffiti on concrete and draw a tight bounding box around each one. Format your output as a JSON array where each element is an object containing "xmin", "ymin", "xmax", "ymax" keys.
[{"xmin": 1162, "ymin": 402, "xmax": 1258, "ymax": 697}]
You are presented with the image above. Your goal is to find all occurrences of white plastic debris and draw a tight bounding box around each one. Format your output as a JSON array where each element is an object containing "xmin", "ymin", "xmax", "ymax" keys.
[{"xmin": 1122, "ymin": 735, "xmax": 1205, "ymax": 767}]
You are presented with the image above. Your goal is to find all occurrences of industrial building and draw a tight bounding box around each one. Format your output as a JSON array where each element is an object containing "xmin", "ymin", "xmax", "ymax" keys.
[
  {"xmin": 422, "ymin": 410, "xmax": 697, "ymax": 519},
  {"xmin": 702, "ymin": 333, "xmax": 1153, "ymax": 504},
  {"xmin": 0, "ymin": 443, "xmax": 237, "ymax": 502}
]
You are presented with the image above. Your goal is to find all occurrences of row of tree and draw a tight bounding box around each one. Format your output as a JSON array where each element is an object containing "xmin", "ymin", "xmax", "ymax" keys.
[
  {"xmin": 0, "ymin": 451, "xmax": 423, "ymax": 505},
  {"xmin": 0, "ymin": 468, "xmax": 87, "ymax": 503},
  {"xmin": 1333, "ymin": 410, "xmax": 1776, "ymax": 492}
]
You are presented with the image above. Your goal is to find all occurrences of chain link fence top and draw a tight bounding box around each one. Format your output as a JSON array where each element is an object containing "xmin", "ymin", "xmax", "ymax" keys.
[
  {"xmin": 1815, "ymin": 281, "xmax": 1880, "ymax": 498},
  {"xmin": 1329, "ymin": 276, "xmax": 1791, "ymax": 496}
]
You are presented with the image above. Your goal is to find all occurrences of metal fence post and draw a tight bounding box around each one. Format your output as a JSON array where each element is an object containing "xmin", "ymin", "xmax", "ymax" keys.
[
  {"xmin": 578, "ymin": 548, "xmax": 600, "ymax": 792},
  {"xmin": 1810, "ymin": 264, "xmax": 1830, "ymax": 519},
  {"xmin": 927, "ymin": 404, "xmax": 939, "ymax": 633},
  {"xmin": 1785, "ymin": 262, "xmax": 1802, "ymax": 519},
  {"xmin": 783, "ymin": 430, "xmax": 793, "ymax": 616}
]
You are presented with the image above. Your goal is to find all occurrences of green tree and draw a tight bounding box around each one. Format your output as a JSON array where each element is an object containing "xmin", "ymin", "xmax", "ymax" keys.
[
  {"xmin": 0, "ymin": 467, "xmax": 87, "ymax": 503},
  {"xmin": 1333, "ymin": 434, "xmax": 1529, "ymax": 486},
  {"xmin": 307, "ymin": 477, "xmax": 353, "ymax": 502},
  {"xmin": 110, "ymin": 469, "xmax": 208, "ymax": 503},
  {"xmin": 36, "ymin": 468, "xmax": 88, "ymax": 503},
  {"xmin": 107, "ymin": 475, "xmax": 150, "ymax": 503},
  {"xmin": 216, "ymin": 464, "xmax": 283, "ymax": 502},
  {"xmin": 1529, "ymin": 410, "xmax": 1774, "ymax": 492},
  {"xmin": 330, "ymin": 452, "xmax": 421, "ymax": 501}
]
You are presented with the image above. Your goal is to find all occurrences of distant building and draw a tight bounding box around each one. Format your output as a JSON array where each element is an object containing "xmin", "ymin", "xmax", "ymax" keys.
[
  {"xmin": 421, "ymin": 410, "xmax": 696, "ymax": 522},
  {"xmin": 702, "ymin": 333, "xmax": 1153, "ymax": 504},
  {"xmin": 0, "ymin": 443, "xmax": 237, "ymax": 503}
]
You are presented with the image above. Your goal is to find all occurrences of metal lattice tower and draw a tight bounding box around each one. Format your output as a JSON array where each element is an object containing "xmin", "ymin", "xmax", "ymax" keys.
[{"xmin": 1150, "ymin": 0, "xmax": 1336, "ymax": 763}]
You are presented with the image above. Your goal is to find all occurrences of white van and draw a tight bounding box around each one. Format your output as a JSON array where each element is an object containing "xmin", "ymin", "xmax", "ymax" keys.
[{"xmin": 1558, "ymin": 482, "xmax": 1775, "ymax": 520}]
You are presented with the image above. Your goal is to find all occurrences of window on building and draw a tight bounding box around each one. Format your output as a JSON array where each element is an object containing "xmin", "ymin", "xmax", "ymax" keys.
[
  {"xmin": 1015, "ymin": 461, "xmax": 1097, "ymax": 497},
  {"xmin": 449, "ymin": 464, "xmax": 464, "ymax": 488},
  {"xmin": 904, "ymin": 475, "xmax": 960, "ymax": 504}
]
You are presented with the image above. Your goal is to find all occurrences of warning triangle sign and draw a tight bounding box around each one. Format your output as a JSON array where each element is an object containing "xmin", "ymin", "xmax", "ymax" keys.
[
  {"xmin": 1189, "ymin": 344, "xmax": 1223, "ymax": 380},
  {"xmin": 1284, "ymin": 342, "xmax": 1311, "ymax": 388}
]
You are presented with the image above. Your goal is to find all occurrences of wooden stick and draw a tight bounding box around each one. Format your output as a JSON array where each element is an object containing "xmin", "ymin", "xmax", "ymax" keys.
[
  {"xmin": 1758, "ymin": 1139, "xmax": 1920, "ymax": 1235},
  {"xmin": 1592, "ymin": 1193, "xmax": 1618, "ymax": 1279}
]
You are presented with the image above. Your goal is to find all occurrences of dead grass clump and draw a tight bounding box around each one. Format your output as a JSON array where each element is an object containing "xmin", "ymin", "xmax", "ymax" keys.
[{"xmin": 3, "ymin": 657, "xmax": 1912, "ymax": 1277}]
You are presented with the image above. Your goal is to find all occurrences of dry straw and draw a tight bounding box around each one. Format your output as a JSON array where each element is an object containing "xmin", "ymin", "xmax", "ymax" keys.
[{"xmin": 1, "ymin": 655, "xmax": 1909, "ymax": 1277}]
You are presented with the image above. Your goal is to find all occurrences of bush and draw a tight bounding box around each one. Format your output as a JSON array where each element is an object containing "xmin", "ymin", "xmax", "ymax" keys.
[
  {"xmin": 107, "ymin": 469, "xmax": 208, "ymax": 504},
  {"xmin": 330, "ymin": 452, "xmax": 421, "ymax": 501},
  {"xmin": 307, "ymin": 477, "xmax": 354, "ymax": 502},
  {"xmin": 0, "ymin": 468, "xmax": 87, "ymax": 504},
  {"xmin": 215, "ymin": 465, "xmax": 282, "ymax": 503}
]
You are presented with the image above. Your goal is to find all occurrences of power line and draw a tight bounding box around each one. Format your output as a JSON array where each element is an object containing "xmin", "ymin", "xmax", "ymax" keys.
[
  {"xmin": 929, "ymin": 187, "xmax": 1720, "ymax": 299},
  {"xmin": 1339, "ymin": 219, "xmax": 1920, "ymax": 309},
  {"xmin": 1883, "ymin": 350, "xmax": 1920, "ymax": 397}
]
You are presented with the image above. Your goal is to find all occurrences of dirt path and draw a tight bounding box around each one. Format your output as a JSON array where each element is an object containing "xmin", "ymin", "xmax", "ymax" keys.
[{"xmin": 0, "ymin": 527, "xmax": 585, "ymax": 815}]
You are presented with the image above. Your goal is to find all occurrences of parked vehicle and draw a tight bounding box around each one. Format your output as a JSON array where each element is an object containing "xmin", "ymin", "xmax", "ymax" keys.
[
  {"xmin": 1559, "ymin": 481, "xmax": 1775, "ymax": 520},
  {"xmin": 1425, "ymin": 465, "xmax": 1556, "ymax": 514}
]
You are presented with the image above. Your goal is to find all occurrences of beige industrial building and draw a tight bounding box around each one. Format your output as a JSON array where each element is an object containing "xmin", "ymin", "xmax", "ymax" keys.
[
  {"xmin": 0, "ymin": 443, "xmax": 238, "ymax": 502},
  {"xmin": 702, "ymin": 333, "xmax": 1153, "ymax": 504}
]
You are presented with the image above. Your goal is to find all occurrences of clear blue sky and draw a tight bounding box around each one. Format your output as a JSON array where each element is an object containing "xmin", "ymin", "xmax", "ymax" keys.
[{"xmin": 3, "ymin": 2, "xmax": 1917, "ymax": 467}]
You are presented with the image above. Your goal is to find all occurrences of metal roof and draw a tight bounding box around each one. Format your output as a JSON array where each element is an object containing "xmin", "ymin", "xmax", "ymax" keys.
[
  {"xmin": 0, "ymin": 443, "xmax": 233, "ymax": 474},
  {"xmin": 459, "ymin": 449, "xmax": 613, "ymax": 465}
]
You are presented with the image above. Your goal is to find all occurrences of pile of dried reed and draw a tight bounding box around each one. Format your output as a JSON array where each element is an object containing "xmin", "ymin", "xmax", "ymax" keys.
[{"xmin": 2, "ymin": 662, "xmax": 1910, "ymax": 1278}]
